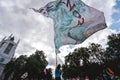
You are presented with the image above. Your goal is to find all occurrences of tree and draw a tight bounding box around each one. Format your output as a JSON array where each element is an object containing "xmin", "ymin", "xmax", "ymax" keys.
[
  {"xmin": 3, "ymin": 58, "xmax": 16, "ymax": 80},
  {"xmin": 3, "ymin": 50, "xmax": 49, "ymax": 80},
  {"xmin": 46, "ymin": 68, "xmax": 53, "ymax": 80},
  {"xmin": 26, "ymin": 50, "xmax": 48, "ymax": 80},
  {"xmin": 86, "ymin": 43, "xmax": 105, "ymax": 79},
  {"xmin": 62, "ymin": 47, "xmax": 90, "ymax": 79},
  {"xmin": 105, "ymin": 33, "xmax": 120, "ymax": 76},
  {"xmin": 13, "ymin": 55, "xmax": 28, "ymax": 80},
  {"xmin": 62, "ymin": 43, "xmax": 106, "ymax": 79},
  {"xmin": 88, "ymin": 43, "xmax": 105, "ymax": 64},
  {"xmin": 106, "ymin": 33, "xmax": 120, "ymax": 57},
  {"xmin": 3, "ymin": 55, "xmax": 28, "ymax": 80}
]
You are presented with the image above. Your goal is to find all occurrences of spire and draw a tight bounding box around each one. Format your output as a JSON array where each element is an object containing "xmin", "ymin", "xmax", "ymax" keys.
[
  {"xmin": 0, "ymin": 36, "xmax": 6, "ymax": 42},
  {"xmin": 0, "ymin": 34, "xmax": 19, "ymax": 77},
  {"xmin": 10, "ymin": 36, "xmax": 14, "ymax": 41},
  {"xmin": 2, "ymin": 36, "xmax": 6, "ymax": 41},
  {"xmin": 17, "ymin": 39, "xmax": 20, "ymax": 45},
  {"xmin": 8, "ymin": 34, "xmax": 13, "ymax": 40}
]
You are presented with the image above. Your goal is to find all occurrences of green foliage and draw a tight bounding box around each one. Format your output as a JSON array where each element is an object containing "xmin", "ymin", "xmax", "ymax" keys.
[
  {"xmin": 46, "ymin": 68, "xmax": 53, "ymax": 80},
  {"xmin": 106, "ymin": 33, "xmax": 120, "ymax": 57},
  {"xmin": 3, "ymin": 50, "xmax": 50, "ymax": 80},
  {"xmin": 62, "ymin": 44, "xmax": 105, "ymax": 79},
  {"xmin": 62, "ymin": 33, "xmax": 120, "ymax": 79},
  {"xmin": 26, "ymin": 50, "xmax": 48, "ymax": 79},
  {"xmin": 105, "ymin": 33, "xmax": 120, "ymax": 76},
  {"xmin": 3, "ymin": 33, "xmax": 120, "ymax": 80}
]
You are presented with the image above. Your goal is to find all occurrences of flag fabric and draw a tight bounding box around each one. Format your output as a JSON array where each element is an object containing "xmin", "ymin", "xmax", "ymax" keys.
[
  {"xmin": 107, "ymin": 68, "xmax": 114, "ymax": 75},
  {"xmin": 32, "ymin": 0, "xmax": 107, "ymax": 53}
]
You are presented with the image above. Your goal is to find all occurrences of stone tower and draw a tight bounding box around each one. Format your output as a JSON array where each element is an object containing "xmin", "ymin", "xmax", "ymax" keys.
[{"xmin": 0, "ymin": 34, "xmax": 19, "ymax": 76}]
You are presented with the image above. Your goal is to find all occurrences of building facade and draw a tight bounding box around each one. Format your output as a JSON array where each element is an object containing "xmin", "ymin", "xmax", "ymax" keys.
[{"xmin": 0, "ymin": 34, "xmax": 19, "ymax": 76}]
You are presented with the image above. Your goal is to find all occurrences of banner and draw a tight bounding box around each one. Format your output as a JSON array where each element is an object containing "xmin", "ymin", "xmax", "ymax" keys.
[{"xmin": 32, "ymin": 0, "xmax": 107, "ymax": 53}]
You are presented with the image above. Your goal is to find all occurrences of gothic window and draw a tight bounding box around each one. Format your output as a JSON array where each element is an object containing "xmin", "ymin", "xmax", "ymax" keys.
[{"xmin": 4, "ymin": 43, "xmax": 14, "ymax": 54}]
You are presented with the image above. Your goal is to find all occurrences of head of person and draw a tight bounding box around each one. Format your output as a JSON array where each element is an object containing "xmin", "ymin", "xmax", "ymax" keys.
[{"xmin": 57, "ymin": 64, "xmax": 61, "ymax": 70}]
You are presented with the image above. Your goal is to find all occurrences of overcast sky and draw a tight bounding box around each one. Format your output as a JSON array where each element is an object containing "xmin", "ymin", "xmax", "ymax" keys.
[{"xmin": 0, "ymin": 0, "xmax": 120, "ymax": 67}]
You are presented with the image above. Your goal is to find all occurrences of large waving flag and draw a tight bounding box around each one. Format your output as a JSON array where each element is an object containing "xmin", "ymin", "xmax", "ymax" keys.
[{"xmin": 32, "ymin": 0, "xmax": 107, "ymax": 53}]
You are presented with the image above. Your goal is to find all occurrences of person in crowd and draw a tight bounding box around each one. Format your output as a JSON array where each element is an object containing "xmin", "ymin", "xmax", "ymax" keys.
[{"xmin": 55, "ymin": 64, "xmax": 61, "ymax": 80}]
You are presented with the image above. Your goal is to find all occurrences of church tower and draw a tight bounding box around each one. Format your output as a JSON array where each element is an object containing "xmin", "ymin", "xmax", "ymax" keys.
[{"xmin": 0, "ymin": 34, "xmax": 19, "ymax": 76}]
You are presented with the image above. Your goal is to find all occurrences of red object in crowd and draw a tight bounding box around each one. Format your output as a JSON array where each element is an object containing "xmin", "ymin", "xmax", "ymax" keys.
[
  {"xmin": 85, "ymin": 76, "xmax": 90, "ymax": 80},
  {"xmin": 107, "ymin": 68, "xmax": 114, "ymax": 75},
  {"xmin": 44, "ymin": 69, "xmax": 47, "ymax": 75}
]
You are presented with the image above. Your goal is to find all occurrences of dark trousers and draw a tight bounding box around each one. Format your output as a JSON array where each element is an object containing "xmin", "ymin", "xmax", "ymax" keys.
[{"xmin": 55, "ymin": 77, "xmax": 61, "ymax": 80}]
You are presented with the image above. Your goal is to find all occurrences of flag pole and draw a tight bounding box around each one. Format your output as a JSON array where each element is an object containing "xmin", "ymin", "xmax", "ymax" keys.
[{"xmin": 56, "ymin": 53, "xmax": 57, "ymax": 66}]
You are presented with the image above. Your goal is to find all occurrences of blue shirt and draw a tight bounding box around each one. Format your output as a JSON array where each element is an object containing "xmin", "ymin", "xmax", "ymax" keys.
[{"xmin": 55, "ymin": 68, "xmax": 61, "ymax": 78}]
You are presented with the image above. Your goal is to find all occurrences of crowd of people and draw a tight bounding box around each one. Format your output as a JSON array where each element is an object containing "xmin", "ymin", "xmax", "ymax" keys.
[
  {"xmin": 94, "ymin": 68, "xmax": 120, "ymax": 80},
  {"xmin": 54, "ymin": 64, "xmax": 120, "ymax": 80}
]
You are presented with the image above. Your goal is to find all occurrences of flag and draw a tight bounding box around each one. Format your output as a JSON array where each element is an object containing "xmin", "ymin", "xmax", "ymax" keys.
[
  {"xmin": 32, "ymin": 0, "xmax": 107, "ymax": 53},
  {"xmin": 107, "ymin": 68, "xmax": 114, "ymax": 75}
]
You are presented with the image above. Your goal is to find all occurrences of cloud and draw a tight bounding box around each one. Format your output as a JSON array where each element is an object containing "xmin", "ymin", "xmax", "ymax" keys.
[
  {"xmin": 117, "ymin": 19, "xmax": 120, "ymax": 23},
  {"xmin": 0, "ymin": 0, "xmax": 54, "ymax": 54},
  {"xmin": 0, "ymin": 0, "xmax": 57, "ymax": 66},
  {"xmin": 113, "ymin": 8, "xmax": 120, "ymax": 14}
]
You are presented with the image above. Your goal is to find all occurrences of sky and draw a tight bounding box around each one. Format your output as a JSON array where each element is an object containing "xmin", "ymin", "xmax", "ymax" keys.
[{"xmin": 0, "ymin": 0, "xmax": 120, "ymax": 67}]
